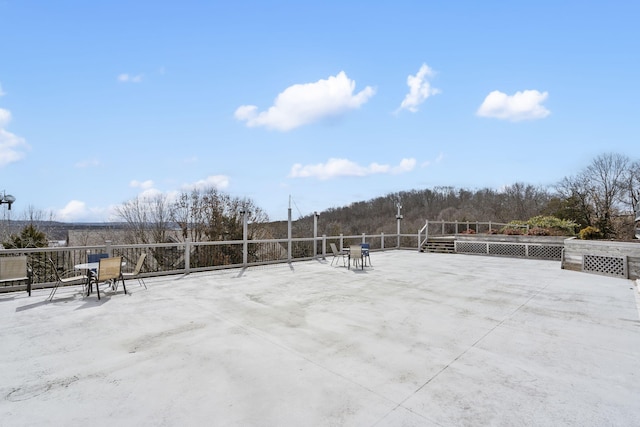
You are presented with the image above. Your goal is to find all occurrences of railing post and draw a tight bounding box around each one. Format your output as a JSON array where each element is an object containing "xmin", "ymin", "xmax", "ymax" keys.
[
  {"xmin": 362, "ymin": 233, "xmax": 366, "ymax": 244},
  {"xmin": 287, "ymin": 206, "xmax": 292, "ymax": 262},
  {"xmin": 184, "ymin": 238, "xmax": 191, "ymax": 274},
  {"xmin": 396, "ymin": 203, "xmax": 403, "ymax": 248},
  {"xmin": 339, "ymin": 234, "xmax": 344, "ymax": 251},
  {"xmin": 381, "ymin": 232, "xmax": 384, "ymax": 250},
  {"xmin": 241, "ymin": 209, "xmax": 249, "ymax": 266},
  {"xmin": 105, "ymin": 240, "xmax": 112, "ymax": 257},
  {"xmin": 441, "ymin": 220, "xmax": 445, "ymax": 235},
  {"xmin": 313, "ymin": 212, "xmax": 319, "ymax": 258},
  {"xmin": 321, "ymin": 235, "xmax": 327, "ymax": 259}
]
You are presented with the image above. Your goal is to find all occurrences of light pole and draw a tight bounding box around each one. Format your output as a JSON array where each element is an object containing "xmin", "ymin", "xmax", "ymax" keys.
[
  {"xmin": 313, "ymin": 211, "xmax": 320, "ymax": 258},
  {"xmin": 240, "ymin": 209, "xmax": 250, "ymax": 266},
  {"xmin": 396, "ymin": 203, "xmax": 403, "ymax": 248},
  {"xmin": 0, "ymin": 192, "xmax": 15, "ymax": 210}
]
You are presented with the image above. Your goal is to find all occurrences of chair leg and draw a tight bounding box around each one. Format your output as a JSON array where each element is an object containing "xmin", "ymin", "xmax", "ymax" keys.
[{"xmin": 48, "ymin": 283, "xmax": 59, "ymax": 301}]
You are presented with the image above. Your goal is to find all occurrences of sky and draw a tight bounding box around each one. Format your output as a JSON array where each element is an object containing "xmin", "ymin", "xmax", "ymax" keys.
[{"xmin": 1, "ymin": 1, "xmax": 639, "ymax": 223}]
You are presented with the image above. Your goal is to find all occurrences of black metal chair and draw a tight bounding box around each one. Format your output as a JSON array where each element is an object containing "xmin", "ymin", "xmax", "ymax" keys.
[{"xmin": 48, "ymin": 258, "xmax": 89, "ymax": 301}]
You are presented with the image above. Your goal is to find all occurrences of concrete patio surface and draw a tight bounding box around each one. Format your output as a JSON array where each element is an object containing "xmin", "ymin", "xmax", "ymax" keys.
[{"xmin": 1, "ymin": 251, "xmax": 639, "ymax": 426}]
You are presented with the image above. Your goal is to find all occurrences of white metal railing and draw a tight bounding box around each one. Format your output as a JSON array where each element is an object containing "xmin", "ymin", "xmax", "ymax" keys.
[
  {"xmin": 418, "ymin": 220, "xmax": 529, "ymax": 249},
  {"xmin": 0, "ymin": 232, "xmax": 416, "ymax": 292}
]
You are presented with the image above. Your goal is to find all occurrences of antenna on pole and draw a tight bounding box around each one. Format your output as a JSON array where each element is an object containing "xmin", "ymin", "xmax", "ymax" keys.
[{"xmin": 0, "ymin": 191, "xmax": 15, "ymax": 210}]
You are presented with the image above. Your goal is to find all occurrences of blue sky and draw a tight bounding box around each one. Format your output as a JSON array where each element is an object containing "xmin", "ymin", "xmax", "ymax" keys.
[{"xmin": 1, "ymin": 1, "xmax": 638, "ymax": 222}]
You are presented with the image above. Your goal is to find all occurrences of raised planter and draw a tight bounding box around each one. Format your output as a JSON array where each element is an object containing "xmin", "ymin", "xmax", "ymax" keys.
[
  {"xmin": 454, "ymin": 235, "xmax": 565, "ymax": 260},
  {"xmin": 562, "ymin": 238, "xmax": 640, "ymax": 280}
]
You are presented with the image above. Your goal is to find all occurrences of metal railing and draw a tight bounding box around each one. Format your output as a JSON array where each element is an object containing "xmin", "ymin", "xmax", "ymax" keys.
[
  {"xmin": 0, "ymin": 232, "xmax": 414, "ymax": 292},
  {"xmin": 418, "ymin": 220, "xmax": 529, "ymax": 249}
]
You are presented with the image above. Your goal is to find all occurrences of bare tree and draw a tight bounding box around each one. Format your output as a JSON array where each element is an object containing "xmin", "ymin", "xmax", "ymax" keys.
[
  {"xmin": 584, "ymin": 153, "xmax": 630, "ymax": 236},
  {"xmin": 114, "ymin": 194, "xmax": 172, "ymax": 244},
  {"xmin": 625, "ymin": 159, "xmax": 640, "ymax": 216}
]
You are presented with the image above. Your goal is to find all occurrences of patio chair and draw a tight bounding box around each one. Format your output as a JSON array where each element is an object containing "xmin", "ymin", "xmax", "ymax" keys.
[
  {"xmin": 122, "ymin": 253, "xmax": 147, "ymax": 289},
  {"xmin": 348, "ymin": 245, "xmax": 363, "ymax": 270},
  {"xmin": 87, "ymin": 253, "xmax": 109, "ymax": 274},
  {"xmin": 329, "ymin": 243, "xmax": 347, "ymax": 267},
  {"xmin": 361, "ymin": 243, "xmax": 372, "ymax": 266},
  {"xmin": 94, "ymin": 256, "xmax": 126, "ymax": 300},
  {"xmin": 48, "ymin": 258, "xmax": 89, "ymax": 301}
]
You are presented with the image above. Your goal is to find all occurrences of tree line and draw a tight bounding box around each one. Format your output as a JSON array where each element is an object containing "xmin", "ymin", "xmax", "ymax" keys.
[
  {"xmin": 285, "ymin": 152, "xmax": 640, "ymax": 240},
  {"xmin": 2, "ymin": 152, "xmax": 639, "ymax": 248}
]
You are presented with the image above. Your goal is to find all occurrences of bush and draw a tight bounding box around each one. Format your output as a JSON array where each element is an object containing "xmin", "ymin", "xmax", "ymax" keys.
[
  {"xmin": 527, "ymin": 227, "xmax": 550, "ymax": 236},
  {"xmin": 526, "ymin": 215, "xmax": 578, "ymax": 236},
  {"xmin": 579, "ymin": 226, "xmax": 603, "ymax": 240},
  {"xmin": 502, "ymin": 226, "xmax": 525, "ymax": 235}
]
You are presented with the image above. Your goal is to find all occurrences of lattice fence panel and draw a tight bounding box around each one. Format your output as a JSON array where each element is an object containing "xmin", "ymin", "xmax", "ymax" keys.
[
  {"xmin": 582, "ymin": 255, "xmax": 628, "ymax": 278},
  {"xmin": 528, "ymin": 245, "xmax": 563, "ymax": 260},
  {"xmin": 455, "ymin": 242, "xmax": 487, "ymax": 254},
  {"xmin": 488, "ymin": 244, "xmax": 526, "ymax": 257}
]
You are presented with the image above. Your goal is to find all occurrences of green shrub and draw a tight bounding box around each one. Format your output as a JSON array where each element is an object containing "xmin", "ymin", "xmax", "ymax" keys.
[
  {"xmin": 579, "ymin": 226, "xmax": 603, "ymax": 240},
  {"xmin": 526, "ymin": 215, "xmax": 578, "ymax": 235},
  {"xmin": 527, "ymin": 227, "xmax": 549, "ymax": 236}
]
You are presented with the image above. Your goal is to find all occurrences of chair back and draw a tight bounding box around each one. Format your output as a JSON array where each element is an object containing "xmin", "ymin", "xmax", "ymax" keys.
[
  {"xmin": 360, "ymin": 243, "xmax": 370, "ymax": 255},
  {"xmin": 0, "ymin": 256, "xmax": 28, "ymax": 281},
  {"xmin": 97, "ymin": 256, "xmax": 122, "ymax": 282},
  {"xmin": 48, "ymin": 258, "xmax": 63, "ymax": 282},
  {"xmin": 132, "ymin": 253, "xmax": 147, "ymax": 275},
  {"xmin": 88, "ymin": 253, "xmax": 108, "ymax": 273},
  {"xmin": 330, "ymin": 243, "xmax": 340, "ymax": 256},
  {"xmin": 88, "ymin": 253, "xmax": 109, "ymax": 263},
  {"xmin": 349, "ymin": 245, "xmax": 362, "ymax": 258}
]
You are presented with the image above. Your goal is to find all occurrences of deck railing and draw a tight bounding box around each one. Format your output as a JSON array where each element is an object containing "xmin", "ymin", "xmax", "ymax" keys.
[
  {"xmin": 418, "ymin": 220, "xmax": 529, "ymax": 249},
  {"xmin": 0, "ymin": 232, "xmax": 414, "ymax": 292}
]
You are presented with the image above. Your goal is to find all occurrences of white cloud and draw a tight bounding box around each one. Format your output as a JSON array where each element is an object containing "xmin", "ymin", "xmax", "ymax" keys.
[
  {"xmin": 130, "ymin": 179, "xmax": 155, "ymax": 189},
  {"xmin": 118, "ymin": 73, "xmax": 143, "ymax": 83},
  {"xmin": 0, "ymin": 108, "xmax": 11, "ymax": 128},
  {"xmin": 138, "ymin": 188, "xmax": 163, "ymax": 200},
  {"xmin": 0, "ymin": 108, "xmax": 29, "ymax": 167},
  {"xmin": 234, "ymin": 71, "xmax": 375, "ymax": 131},
  {"xmin": 289, "ymin": 157, "xmax": 416, "ymax": 180},
  {"xmin": 476, "ymin": 90, "xmax": 550, "ymax": 121},
  {"xmin": 398, "ymin": 63, "xmax": 441, "ymax": 113},
  {"xmin": 57, "ymin": 200, "xmax": 90, "ymax": 222},
  {"xmin": 182, "ymin": 175, "xmax": 230, "ymax": 191}
]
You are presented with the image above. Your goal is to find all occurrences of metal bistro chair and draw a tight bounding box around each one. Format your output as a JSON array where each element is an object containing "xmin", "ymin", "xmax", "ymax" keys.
[
  {"xmin": 329, "ymin": 243, "xmax": 347, "ymax": 267},
  {"xmin": 361, "ymin": 243, "xmax": 372, "ymax": 266},
  {"xmin": 122, "ymin": 253, "xmax": 147, "ymax": 289},
  {"xmin": 348, "ymin": 245, "xmax": 363, "ymax": 270},
  {"xmin": 87, "ymin": 253, "xmax": 109, "ymax": 274},
  {"xmin": 93, "ymin": 256, "xmax": 126, "ymax": 300},
  {"xmin": 48, "ymin": 258, "xmax": 89, "ymax": 301}
]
